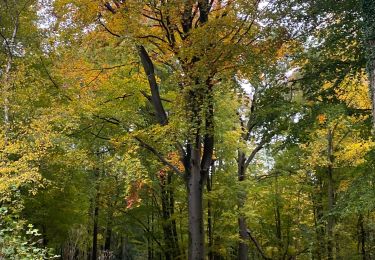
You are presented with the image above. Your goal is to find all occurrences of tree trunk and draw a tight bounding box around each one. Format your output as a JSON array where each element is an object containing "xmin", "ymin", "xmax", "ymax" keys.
[
  {"xmin": 274, "ymin": 173, "xmax": 282, "ymax": 253},
  {"xmin": 188, "ymin": 147, "xmax": 205, "ymax": 260},
  {"xmin": 160, "ymin": 171, "xmax": 180, "ymax": 259},
  {"xmin": 168, "ymin": 173, "xmax": 180, "ymax": 259},
  {"xmin": 104, "ymin": 218, "xmax": 112, "ymax": 252},
  {"xmin": 311, "ymin": 173, "xmax": 326, "ymax": 260},
  {"xmin": 92, "ymin": 202, "xmax": 99, "ymax": 260},
  {"xmin": 358, "ymin": 214, "xmax": 367, "ymax": 260},
  {"xmin": 238, "ymin": 216, "xmax": 249, "ymax": 260},
  {"xmin": 207, "ymin": 165, "xmax": 214, "ymax": 260},
  {"xmin": 327, "ymin": 130, "xmax": 335, "ymax": 260},
  {"xmin": 1, "ymin": 19, "xmax": 18, "ymax": 142},
  {"xmin": 91, "ymin": 167, "xmax": 101, "ymax": 260},
  {"xmin": 237, "ymin": 151, "xmax": 249, "ymax": 260}
]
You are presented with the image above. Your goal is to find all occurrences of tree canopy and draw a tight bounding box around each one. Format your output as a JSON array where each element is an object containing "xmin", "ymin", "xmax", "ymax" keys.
[{"xmin": 0, "ymin": 0, "xmax": 374, "ymax": 259}]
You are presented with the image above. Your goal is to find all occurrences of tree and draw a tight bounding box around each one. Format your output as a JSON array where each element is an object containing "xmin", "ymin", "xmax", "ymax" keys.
[{"xmin": 52, "ymin": 1, "xmax": 290, "ymax": 258}]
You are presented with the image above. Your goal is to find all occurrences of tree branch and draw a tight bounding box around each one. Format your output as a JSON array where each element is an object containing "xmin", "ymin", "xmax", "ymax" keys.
[
  {"xmin": 134, "ymin": 136, "xmax": 183, "ymax": 176},
  {"xmin": 97, "ymin": 16, "xmax": 121, "ymax": 38},
  {"xmin": 39, "ymin": 56, "xmax": 72, "ymax": 101},
  {"xmin": 137, "ymin": 45, "xmax": 168, "ymax": 125},
  {"xmin": 247, "ymin": 228, "xmax": 271, "ymax": 260},
  {"xmin": 201, "ymin": 82, "xmax": 214, "ymax": 173},
  {"xmin": 244, "ymin": 140, "xmax": 266, "ymax": 169}
]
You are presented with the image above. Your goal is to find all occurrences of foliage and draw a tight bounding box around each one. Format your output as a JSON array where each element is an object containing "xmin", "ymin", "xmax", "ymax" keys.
[{"xmin": 0, "ymin": 0, "xmax": 374, "ymax": 259}]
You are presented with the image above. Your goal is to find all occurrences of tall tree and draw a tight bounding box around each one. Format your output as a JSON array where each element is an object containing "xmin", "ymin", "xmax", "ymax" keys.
[{"xmin": 52, "ymin": 1, "xmax": 288, "ymax": 258}]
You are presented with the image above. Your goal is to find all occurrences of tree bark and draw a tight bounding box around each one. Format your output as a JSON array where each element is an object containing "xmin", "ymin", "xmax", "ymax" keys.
[
  {"xmin": 92, "ymin": 203, "xmax": 99, "ymax": 260},
  {"xmin": 327, "ymin": 129, "xmax": 335, "ymax": 260},
  {"xmin": 160, "ymin": 171, "xmax": 180, "ymax": 259},
  {"xmin": 312, "ymin": 182, "xmax": 326, "ymax": 260},
  {"xmin": 104, "ymin": 215, "xmax": 112, "ymax": 252},
  {"xmin": 207, "ymin": 164, "xmax": 214, "ymax": 260},
  {"xmin": 358, "ymin": 214, "xmax": 367, "ymax": 260},
  {"xmin": 274, "ymin": 174, "xmax": 282, "ymax": 254},
  {"xmin": 238, "ymin": 216, "xmax": 250, "ymax": 260},
  {"xmin": 1, "ymin": 13, "xmax": 19, "ymax": 142},
  {"xmin": 92, "ymin": 168, "xmax": 101, "ymax": 260},
  {"xmin": 237, "ymin": 151, "xmax": 249, "ymax": 260},
  {"xmin": 187, "ymin": 146, "xmax": 205, "ymax": 260}
]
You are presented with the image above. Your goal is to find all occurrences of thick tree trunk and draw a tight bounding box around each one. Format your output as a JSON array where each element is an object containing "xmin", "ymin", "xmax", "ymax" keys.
[
  {"xmin": 238, "ymin": 216, "xmax": 249, "ymax": 260},
  {"xmin": 188, "ymin": 147, "xmax": 205, "ymax": 260}
]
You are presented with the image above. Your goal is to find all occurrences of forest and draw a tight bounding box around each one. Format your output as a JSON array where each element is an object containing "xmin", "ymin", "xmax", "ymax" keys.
[{"xmin": 1, "ymin": 0, "xmax": 375, "ymax": 259}]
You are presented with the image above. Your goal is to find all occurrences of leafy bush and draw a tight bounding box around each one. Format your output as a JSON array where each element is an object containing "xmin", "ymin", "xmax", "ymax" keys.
[{"xmin": 0, "ymin": 207, "xmax": 58, "ymax": 259}]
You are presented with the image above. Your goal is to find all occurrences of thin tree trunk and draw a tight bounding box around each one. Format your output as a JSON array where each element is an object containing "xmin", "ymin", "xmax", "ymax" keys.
[
  {"xmin": 311, "ymin": 173, "xmax": 326, "ymax": 260},
  {"xmin": 1, "ymin": 16, "xmax": 19, "ymax": 141},
  {"xmin": 274, "ymin": 173, "xmax": 282, "ymax": 253},
  {"xmin": 317, "ymin": 189, "xmax": 326, "ymax": 259},
  {"xmin": 168, "ymin": 172, "xmax": 180, "ymax": 258},
  {"xmin": 104, "ymin": 216, "xmax": 112, "ymax": 252},
  {"xmin": 147, "ymin": 213, "xmax": 152, "ymax": 260},
  {"xmin": 358, "ymin": 214, "xmax": 366, "ymax": 260},
  {"xmin": 313, "ymin": 195, "xmax": 325, "ymax": 259},
  {"xmin": 207, "ymin": 164, "xmax": 214, "ymax": 260},
  {"xmin": 91, "ymin": 167, "xmax": 101, "ymax": 260},
  {"xmin": 92, "ymin": 203, "xmax": 99, "ymax": 260},
  {"xmin": 237, "ymin": 151, "xmax": 249, "ymax": 260},
  {"xmin": 327, "ymin": 130, "xmax": 335, "ymax": 260},
  {"xmin": 160, "ymin": 171, "xmax": 180, "ymax": 259}
]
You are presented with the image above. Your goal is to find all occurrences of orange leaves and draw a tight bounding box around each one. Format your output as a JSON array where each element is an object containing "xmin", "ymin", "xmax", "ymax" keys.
[
  {"xmin": 317, "ymin": 114, "xmax": 327, "ymax": 125},
  {"xmin": 157, "ymin": 151, "xmax": 184, "ymax": 179},
  {"xmin": 126, "ymin": 180, "xmax": 145, "ymax": 209}
]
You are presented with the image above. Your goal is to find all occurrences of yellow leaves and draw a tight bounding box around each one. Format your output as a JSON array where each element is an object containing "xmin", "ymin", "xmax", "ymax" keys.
[
  {"xmin": 319, "ymin": 71, "xmax": 371, "ymax": 110},
  {"xmin": 335, "ymin": 73, "xmax": 371, "ymax": 110},
  {"xmin": 337, "ymin": 180, "xmax": 350, "ymax": 192},
  {"xmin": 301, "ymin": 114, "xmax": 374, "ymax": 173},
  {"xmin": 54, "ymin": 0, "xmax": 100, "ymax": 24},
  {"xmin": 335, "ymin": 139, "xmax": 374, "ymax": 166},
  {"xmin": 0, "ymin": 136, "xmax": 43, "ymax": 193}
]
